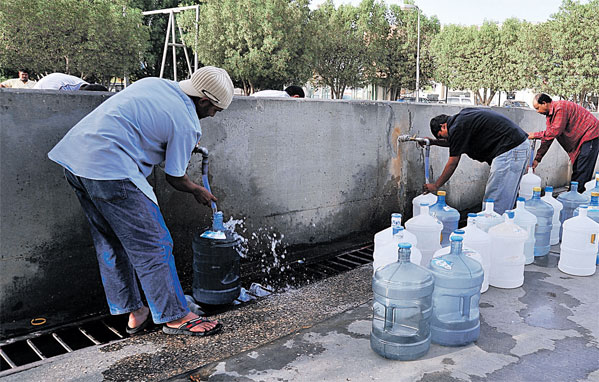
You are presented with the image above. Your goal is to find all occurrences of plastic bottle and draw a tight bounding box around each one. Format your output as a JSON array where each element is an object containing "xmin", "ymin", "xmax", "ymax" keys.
[
  {"xmin": 583, "ymin": 172, "xmax": 599, "ymax": 196},
  {"xmin": 558, "ymin": 206, "xmax": 599, "ymax": 276},
  {"xmin": 488, "ymin": 211, "xmax": 528, "ymax": 288},
  {"xmin": 433, "ymin": 229, "xmax": 487, "ymax": 293},
  {"xmin": 557, "ymin": 181, "xmax": 591, "ymax": 239},
  {"xmin": 541, "ymin": 186, "xmax": 563, "ymax": 245},
  {"xmin": 524, "ymin": 187, "xmax": 553, "ymax": 257},
  {"xmin": 574, "ymin": 192, "xmax": 599, "ymax": 265},
  {"xmin": 428, "ymin": 236, "xmax": 484, "ymax": 346},
  {"xmin": 373, "ymin": 213, "xmax": 422, "ymax": 273},
  {"xmin": 476, "ymin": 199, "xmax": 504, "ymax": 233},
  {"xmin": 513, "ymin": 197, "xmax": 537, "ymax": 265},
  {"xmin": 429, "ymin": 191, "xmax": 460, "ymax": 247},
  {"xmin": 371, "ymin": 243, "xmax": 435, "ymax": 360},
  {"xmin": 405, "ymin": 203, "xmax": 443, "ymax": 267},
  {"xmin": 462, "ymin": 213, "xmax": 492, "ymax": 294},
  {"xmin": 412, "ymin": 193, "xmax": 437, "ymax": 218},
  {"xmin": 518, "ymin": 168, "xmax": 541, "ymax": 201}
]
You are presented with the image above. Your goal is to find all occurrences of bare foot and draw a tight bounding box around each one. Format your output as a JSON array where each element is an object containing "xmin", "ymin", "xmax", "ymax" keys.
[
  {"xmin": 166, "ymin": 312, "xmax": 219, "ymax": 333},
  {"xmin": 128, "ymin": 306, "xmax": 149, "ymax": 329}
]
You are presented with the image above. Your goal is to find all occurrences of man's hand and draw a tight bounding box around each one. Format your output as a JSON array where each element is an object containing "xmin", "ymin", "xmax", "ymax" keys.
[
  {"xmin": 531, "ymin": 159, "xmax": 539, "ymax": 170},
  {"xmin": 528, "ymin": 132, "xmax": 538, "ymax": 140},
  {"xmin": 423, "ymin": 183, "xmax": 438, "ymax": 194},
  {"xmin": 192, "ymin": 186, "xmax": 217, "ymax": 206}
]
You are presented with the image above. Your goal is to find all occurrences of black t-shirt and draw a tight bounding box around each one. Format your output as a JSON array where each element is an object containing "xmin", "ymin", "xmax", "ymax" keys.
[{"xmin": 447, "ymin": 108, "xmax": 528, "ymax": 165}]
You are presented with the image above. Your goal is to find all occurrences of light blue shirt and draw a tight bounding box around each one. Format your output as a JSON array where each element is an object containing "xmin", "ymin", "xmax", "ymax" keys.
[{"xmin": 48, "ymin": 77, "xmax": 201, "ymax": 205}]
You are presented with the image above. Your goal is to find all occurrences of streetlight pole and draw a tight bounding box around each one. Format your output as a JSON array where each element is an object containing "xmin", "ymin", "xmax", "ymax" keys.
[{"xmin": 400, "ymin": 3, "xmax": 421, "ymax": 102}]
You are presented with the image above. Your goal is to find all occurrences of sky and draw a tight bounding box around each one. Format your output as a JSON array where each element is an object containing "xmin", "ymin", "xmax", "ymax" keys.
[{"xmin": 309, "ymin": 0, "xmax": 572, "ymax": 26}]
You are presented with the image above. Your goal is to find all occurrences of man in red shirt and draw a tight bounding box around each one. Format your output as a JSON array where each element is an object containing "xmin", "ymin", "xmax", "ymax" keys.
[{"xmin": 530, "ymin": 93, "xmax": 599, "ymax": 192}]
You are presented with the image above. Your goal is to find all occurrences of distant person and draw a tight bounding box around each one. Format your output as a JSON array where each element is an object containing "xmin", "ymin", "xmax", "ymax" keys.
[
  {"xmin": 424, "ymin": 108, "xmax": 530, "ymax": 214},
  {"xmin": 530, "ymin": 93, "xmax": 599, "ymax": 192},
  {"xmin": 48, "ymin": 66, "xmax": 234, "ymax": 337},
  {"xmin": 33, "ymin": 73, "xmax": 107, "ymax": 91},
  {"xmin": 0, "ymin": 69, "xmax": 36, "ymax": 88},
  {"xmin": 251, "ymin": 85, "xmax": 305, "ymax": 98}
]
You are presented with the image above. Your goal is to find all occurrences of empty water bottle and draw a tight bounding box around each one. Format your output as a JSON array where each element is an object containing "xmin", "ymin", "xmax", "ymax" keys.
[
  {"xmin": 429, "ymin": 191, "xmax": 460, "ymax": 247},
  {"xmin": 373, "ymin": 213, "xmax": 422, "ymax": 273},
  {"xmin": 519, "ymin": 168, "xmax": 541, "ymax": 201},
  {"xmin": 583, "ymin": 172, "xmax": 599, "ymax": 196},
  {"xmin": 371, "ymin": 243, "xmax": 434, "ymax": 360},
  {"xmin": 462, "ymin": 213, "xmax": 492, "ymax": 293},
  {"xmin": 413, "ymin": 193, "xmax": 437, "ymax": 218},
  {"xmin": 476, "ymin": 199, "xmax": 504, "ymax": 233},
  {"xmin": 405, "ymin": 203, "xmax": 443, "ymax": 266},
  {"xmin": 525, "ymin": 187, "xmax": 553, "ymax": 257},
  {"xmin": 514, "ymin": 197, "xmax": 537, "ymax": 265},
  {"xmin": 428, "ymin": 236, "xmax": 483, "ymax": 346},
  {"xmin": 541, "ymin": 186, "xmax": 563, "ymax": 245},
  {"xmin": 488, "ymin": 211, "xmax": 528, "ymax": 288},
  {"xmin": 574, "ymin": 192, "xmax": 599, "ymax": 266},
  {"xmin": 558, "ymin": 206, "xmax": 599, "ymax": 276},
  {"xmin": 557, "ymin": 181, "xmax": 591, "ymax": 239}
]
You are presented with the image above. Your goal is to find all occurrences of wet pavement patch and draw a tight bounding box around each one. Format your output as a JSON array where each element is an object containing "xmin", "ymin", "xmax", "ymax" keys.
[
  {"xmin": 476, "ymin": 315, "xmax": 517, "ymax": 354},
  {"xmin": 518, "ymin": 271, "xmax": 581, "ymax": 330},
  {"xmin": 417, "ymin": 371, "xmax": 466, "ymax": 382}
]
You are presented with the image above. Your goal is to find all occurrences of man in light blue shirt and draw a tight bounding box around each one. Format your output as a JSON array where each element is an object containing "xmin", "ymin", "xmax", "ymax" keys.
[{"xmin": 48, "ymin": 66, "xmax": 234, "ymax": 336}]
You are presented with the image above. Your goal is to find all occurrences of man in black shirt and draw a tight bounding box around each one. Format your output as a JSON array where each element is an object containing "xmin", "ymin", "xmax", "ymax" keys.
[{"xmin": 424, "ymin": 108, "xmax": 530, "ymax": 214}]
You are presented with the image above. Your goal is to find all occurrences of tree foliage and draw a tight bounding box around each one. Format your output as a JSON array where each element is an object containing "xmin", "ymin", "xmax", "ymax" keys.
[
  {"xmin": 0, "ymin": 0, "xmax": 148, "ymax": 82},
  {"xmin": 179, "ymin": 0, "xmax": 313, "ymax": 95}
]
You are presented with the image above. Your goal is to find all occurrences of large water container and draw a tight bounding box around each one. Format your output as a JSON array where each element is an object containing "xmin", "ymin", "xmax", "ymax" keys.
[
  {"xmin": 192, "ymin": 213, "xmax": 242, "ymax": 305},
  {"xmin": 476, "ymin": 199, "xmax": 504, "ymax": 233},
  {"xmin": 433, "ymin": 229, "xmax": 486, "ymax": 293},
  {"xmin": 428, "ymin": 236, "xmax": 484, "ymax": 346},
  {"xmin": 518, "ymin": 168, "xmax": 541, "ymax": 201},
  {"xmin": 462, "ymin": 213, "xmax": 492, "ymax": 294},
  {"xmin": 557, "ymin": 181, "xmax": 591, "ymax": 239},
  {"xmin": 371, "ymin": 243, "xmax": 434, "ymax": 360},
  {"xmin": 524, "ymin": 187, "xmax": 553, "ymax": 257},
  {"xmin": 574, "ymin": 192, "xmax": 599, "ymax": 265},
  {"xmin": 513, "ymin": 197, "xmax": 537, "ymax": 265},
  {"xmin": 413, "ymin": 193, "xmax": 437, "ymax": 218},
  {"xmin": 558, "ymin": 206, "xmax": 599, "ymax": 276},
  {"xmin": 488, "ymin": 211, "xmax": 528, "ymax": 288},
  {"xmin": 541, "ymin": 186, "xmax": 563, "ymax": 245},
  {"xmin": 583, "ymin": 172, "xmax": 599, "ymax": 196},
  {"xmin": 429, "ymin": 191, "xmax": 460, "ymax": 247},
  {"xmin": 406, "ymin": 203, "xmax": 443, "ymax": 267},
  {"xmin": 373, "ymin": 213, "xmax": 422, "ymax": 273}
]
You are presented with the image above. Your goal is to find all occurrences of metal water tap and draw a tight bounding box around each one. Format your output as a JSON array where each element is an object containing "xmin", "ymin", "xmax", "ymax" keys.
[{"xmin": 398, "ymin": 135, "xmax": 431, "ymax": 184}]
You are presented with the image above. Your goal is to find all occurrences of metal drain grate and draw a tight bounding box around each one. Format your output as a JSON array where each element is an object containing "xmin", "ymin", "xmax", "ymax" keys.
[{"xmin": 0, "ymin": 241, "xmax": 373, "ymax": 376}]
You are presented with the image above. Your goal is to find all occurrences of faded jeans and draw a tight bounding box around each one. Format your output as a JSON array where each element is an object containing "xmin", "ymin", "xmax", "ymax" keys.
[
  {"xmin": 64, "ymin": 169, "xmax": 188, "ymax": 324},
  {"xmin": 484, "ymin": 139, "xmax": 531, "ymax": 215}
]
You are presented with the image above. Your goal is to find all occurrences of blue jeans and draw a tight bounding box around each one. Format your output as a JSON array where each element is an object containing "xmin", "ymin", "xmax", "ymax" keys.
[
  {"xmin": 484, "ymin": 139, "xmax": 531, "ymax": 215},
  {"xmin": 64, "ymin": 170, "xmax": 188, "ymax": 324}
]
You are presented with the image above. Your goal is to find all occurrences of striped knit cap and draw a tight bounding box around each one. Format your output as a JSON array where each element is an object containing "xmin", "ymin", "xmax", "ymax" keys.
[{"xmin": 179, "ymin": 66, "xmax": 234, "ymax": 109}]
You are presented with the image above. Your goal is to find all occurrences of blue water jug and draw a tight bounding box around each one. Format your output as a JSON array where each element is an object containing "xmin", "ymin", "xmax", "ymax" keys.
[
  {"xmin": 371, "ymin": 243, "xmax": 434, "ymax": 360},
  {"xmin": 557, "ymin": 181, "xmax": 591, "ymax": 239},
  {"xmin": 429, "ymin": 191, "xmax": 460, "ymax": 247},
  {"xmin": 524, "ymin": 187, "xmax": 554, "ymax": 257},
  {"xmin": 428, "ymin": 236, "xmax": 484, "ymax": 346}
]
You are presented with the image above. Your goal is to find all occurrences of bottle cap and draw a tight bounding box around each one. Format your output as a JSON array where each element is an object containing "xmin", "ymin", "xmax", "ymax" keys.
[
  {"xmin": 450, "ymin": 235, "xmax": 463, "ymax": 242},
  {"xmin": 486, "ymin": 198, "xmax": 494, "ymax": 202},
  {"xmin": 580, "ymin": 205, "xmax": 588, "ymax": 209},
  {"xmin": 454, "ymin": 229, "xmax": 465, "ymax": 235},
  {"xmin": 506, "ymin": 210, "xmax": 515, "ymax": 218},
  {"xmin": 398, "ymin": 243, "xmax": 412, "ymax": 249},
  {"xmin": 533, "ymin": 187, "xmax": 541, "ymax": 192},
  {"xmin": 592, "ymin": 192, "xmax": 599, "ymax": 197},
  {"xmin": 468, "ymin": 213, "xmax": 477, "ymax": 217},
  {"xmin": 545, "ymin": 186, "xmax": 553, "ymax": 192},
  {"xmin": 517, "ymin": 197, "xmax": 525, "ymax": 202},
  {"xmin": 571, "ymin": 181, "xmax": 579, "ymax": 186},
  {"xmin": 437, "ymin": 191, "xmax": 446, "ymax": 196},
  {"xmin": 420, "ymin": 202, "xmax": 429, "ymax": 206}
]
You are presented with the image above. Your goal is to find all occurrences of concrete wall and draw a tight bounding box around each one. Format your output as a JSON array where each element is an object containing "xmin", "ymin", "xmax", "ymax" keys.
[{"xmin": 0, "ymin": 89, "xmax": 585, "ymax": 339}]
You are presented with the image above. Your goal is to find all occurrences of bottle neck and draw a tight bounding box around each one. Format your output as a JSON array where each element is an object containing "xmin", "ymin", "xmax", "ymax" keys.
[
  {"xmin": 579, "ymin": 209, "xmax": 588, "ymax": 218},
  {"xmin": 467, "ymin": 216, "xmax": 476, "ymax": 227},
  {"xmin": 437, "ymin": 195, "xmax": 446, "ymax": 206},
  {"xmin": 517, "ymin": 200, "xmax": 525, "ymax": 209},
  {"xmin": 449, "ymin": 240, "xmax": 463, "ymax": 256},
  {"xmin": 532, "ymin": 191, "xmax": 541, "ymax": 199},
  {"xmin": 398, "ymin": 247, "xmax": 411, "ymax": 263},
  {"xmin": 393, "ymin": 228, "xmax": 404, "ymax": 238},
  {"xmin": 591, "ymin": 196, "xmax": 599, "ymax": 206}
]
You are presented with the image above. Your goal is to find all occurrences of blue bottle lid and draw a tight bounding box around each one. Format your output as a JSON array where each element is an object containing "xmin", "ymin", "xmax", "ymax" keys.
[
  {"xmin": 450, "ymin": 235, "xmax": 463, "ymax": 242},
  {"xmin": 571, "ymin": 181, "xmax": 579, "ymax": 186},
  {"xmin": 485, "ymin": 198, "xmax": 494, "ymax": 203},
  {"xmin": 545, "ymin": 186, "xmax": 553, "ymax": 192},
  {"xmin": 506, "ymin": 210, "xmax": 515, "ymax": 218},
  {"xmin": 420, "ymin": 202, "xmax": 429, "ymax": 206},
  {"xmin": 517, "ymin": 197, "xmax": 525, "ymax": 202},
  {"xmin": 398, "ymin": 242, "xmax": 412, "ymax": 249},
  {"xmin": 453, "ymin": 229, "xmax": 465, "ymax": 235},
  {"xmin": 579, "ymin": 205, "xmax": 588, "ymax": 209}
]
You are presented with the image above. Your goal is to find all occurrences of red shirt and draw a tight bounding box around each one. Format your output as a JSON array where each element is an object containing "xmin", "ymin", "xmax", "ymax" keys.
[{"xmin": 533, "ymin": 100, "xmax": 599, "ymax": 164}]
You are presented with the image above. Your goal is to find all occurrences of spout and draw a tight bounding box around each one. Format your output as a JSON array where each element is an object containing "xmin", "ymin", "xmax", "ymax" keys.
[
  {"xmin": 193, "ymin": 145, "xmax": 210, "ymax": 176},
  {"xmin": 397, "ymin": 135, "xmax": 430, "ymax": 146}
]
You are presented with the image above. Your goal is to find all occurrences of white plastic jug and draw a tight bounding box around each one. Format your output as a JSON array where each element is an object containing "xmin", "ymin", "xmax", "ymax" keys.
[
  {"xmin": 412, "ymin": 193, "xmax": 437, "ymax": 218},
  {"xmin": 406, "ymin": 204, "xmax": 443, "ymax": 267},
  {"xmin": 433, "ymin": 229, "xmax": 487, "ymax": 293},
  {"xmin": 541, "ymin": 186, "xmax": 563, "ymax": 245},
  {"xmin": 518, "ymin": 168, "xmax": 541, "ymax": 201},
  {"xmin": 558, "ymin": 206, "xmax": 599, "ymax": 276},
  {"xmin": 488, "ymin": 211, "xmax": 528, "ymax": 288},
  {"xmin": 513, "ymin": 197, "xmax": 537, "ymax": 265},
  {"xmin": 373, "ymin": 226, "xmax": 422, "ymax": 273},
  {"xmin": 462, "ymin": 213, "xmax": 492, "ymax": 294},
  {"xmin": 476, "ymin": 199, "xmax": 504, "ymax": 233}
]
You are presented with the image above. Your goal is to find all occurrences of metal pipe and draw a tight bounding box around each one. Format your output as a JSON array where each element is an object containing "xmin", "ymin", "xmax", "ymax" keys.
[
  {"xmin": 193, "ymin": 145, "xmax": 218, "ymax": 214},
  {"xmin": 397, "ymin": 135, "xmax": 431, "ymax": 183}
]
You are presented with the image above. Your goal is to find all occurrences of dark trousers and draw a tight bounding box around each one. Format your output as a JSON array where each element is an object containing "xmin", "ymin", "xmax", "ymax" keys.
[{"xmin": 572, "ymin": 138, "xmax": 599, "ymax": 193}]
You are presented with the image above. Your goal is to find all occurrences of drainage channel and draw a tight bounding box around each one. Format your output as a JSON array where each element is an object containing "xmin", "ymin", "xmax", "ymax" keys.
[{"xmin": 0, "ymin": 241, "xmax": 373, "ymax": 376}]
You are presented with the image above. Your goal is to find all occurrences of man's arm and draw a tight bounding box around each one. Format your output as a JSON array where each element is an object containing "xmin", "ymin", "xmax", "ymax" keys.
[
  {"xmin": 421, "ymin": 137, "xmax": 450, "ymax": 147},
  {"xmin": 423, "ymin": 155, "xmax": 461, "ymax": 193},
  {"xmin": 165, "ymin": 173, "xmax": 217, "ymax": 206},
  {"xmin": 530, "ymin": 107, "xmax": 567, "ymax": 164}
]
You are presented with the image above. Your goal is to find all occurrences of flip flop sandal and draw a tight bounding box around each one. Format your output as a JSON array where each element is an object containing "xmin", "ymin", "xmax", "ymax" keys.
[
  {"xmin": 126, "ymin": 313, "xmax": 153, "ymax": 335},
  {"xmin": 162, "ymin": 317, "xmax": 223, "ymax": 336}
]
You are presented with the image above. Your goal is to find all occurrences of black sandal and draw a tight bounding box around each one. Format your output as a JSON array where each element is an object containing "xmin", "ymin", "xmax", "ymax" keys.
[
  {"xmin": 162, "ymin": 317, "xmax": 222, "ymax": 336},
  {"xmin": 126, "ymin": 313, "xmax": 153, "ymax": 335}
]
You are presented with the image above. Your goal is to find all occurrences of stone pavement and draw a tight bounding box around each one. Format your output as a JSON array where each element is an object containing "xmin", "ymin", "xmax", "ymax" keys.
[{"xmin": 2, "ymin": 249, "xmax": 598, "ymax": 382}]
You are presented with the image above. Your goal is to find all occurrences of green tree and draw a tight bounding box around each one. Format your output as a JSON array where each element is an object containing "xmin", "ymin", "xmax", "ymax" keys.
[
  {"xmin": 179, "ymin": 0, "xmax": 313, "ymax": 95},
  {"xmin": 0, "ymin": 0, "xmax": 148, "ymax": 82}
]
